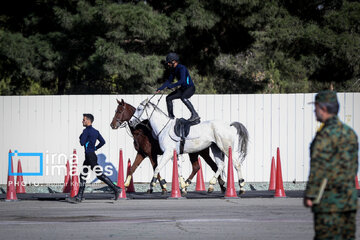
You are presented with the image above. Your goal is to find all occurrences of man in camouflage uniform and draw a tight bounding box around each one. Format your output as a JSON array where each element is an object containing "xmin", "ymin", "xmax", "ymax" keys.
[{"xmin": 304, "ymin": 90, "xmax": 359, "ymax": 239}]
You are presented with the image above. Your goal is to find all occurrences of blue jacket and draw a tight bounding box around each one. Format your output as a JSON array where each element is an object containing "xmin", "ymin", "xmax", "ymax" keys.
[
  {"xmin": 79, "ymin": 125, "xmax": 105, "ymax": 153},
  {"xmin": 157, "ymin": 64, "xmax": 194, "ymax": 91}
]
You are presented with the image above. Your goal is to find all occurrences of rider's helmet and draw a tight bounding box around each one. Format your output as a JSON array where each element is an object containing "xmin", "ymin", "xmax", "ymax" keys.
[{"xmin": 165, "ymin": 53, "xmax": 179, "ymax": 63}]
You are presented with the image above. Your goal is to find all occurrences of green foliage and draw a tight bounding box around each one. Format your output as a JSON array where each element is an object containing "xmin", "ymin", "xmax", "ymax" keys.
[{"xmin": 0, "ymin": 0, "xmax": 359, "ymax": 95}]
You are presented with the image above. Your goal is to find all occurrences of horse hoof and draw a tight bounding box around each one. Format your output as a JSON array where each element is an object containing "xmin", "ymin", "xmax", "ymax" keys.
[
  {"xmin": 220, "ymin": 186, "xmax": 226, "ymax": 193},
  {"xmin": 147, "ymin": 189, "xmax": 153, "ymax": 194},
  {"xmin": 161, "ymin": 189, "xmax": 167, "ymax": 195},
  {"xmin": 179, "ymin": 177, "xmax": 187, "ymax": 189},
  {"xmin": 124, "ymin": 176, "xmax": 132, "ymax": 187},
  {"xmin": 207, "ymin": 186, "xmax": 214, "ymax": 193},
  {"xmin": 181, "ymin": 189, "xmax": 187, "ymax": 196},
  {"xmin": 239, "ymin": 189, "xmax": 245, "ymax": 195},
  {"xmin": 239, "ymin": 179, "xmax": 245, "ymax": 188},
  {"xmin": 150, "ymin": 177, "xmax": 157, "ymax": 187},
  {"xmin": 209, "ymin": 177, "xmax": 217, "ymax": 185}
]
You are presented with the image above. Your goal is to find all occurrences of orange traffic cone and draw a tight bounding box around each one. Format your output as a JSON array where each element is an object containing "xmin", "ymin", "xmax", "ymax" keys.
[
  {"xmin": 16, "ymin": 160, "xmax": 26, "ymax": 193},
  {"xmin": 6, "ymin": 150, "xmax": 18, "ymax": 201},
  {"xmin": 225, "ymin": 146, "xmax": 238, "ymax": 198},
  {"xmin": 126, "ymin": 158, "xmax": 135, "ymax": 193},
  {"xmin": 62, "ymin": 159, "xmax": 71, "ymax": 193},
  {"xmin": 274, "ymin": 147, "xmax": 286, "ymax": 197},
  {"xmin": 268, "ymin": 156, "xmax": 276, "ymax": 191},
  {"xmin": 355, "ymin": 176, "xmax": 360, "ymax": 190},
  {"xmin": 169, "ymin": 150, "xmax": 182, "ymax": 199},
  {"xmin": 116, "ymin": 149, "xmax": 127, "ymax": 199},
  {"xmin": 70, "ymin": 149, "xmax": 79, "ymax": 198},
  {"xmin": 195, "ymin": 157, "xmax": 206, "ymax": 192}
]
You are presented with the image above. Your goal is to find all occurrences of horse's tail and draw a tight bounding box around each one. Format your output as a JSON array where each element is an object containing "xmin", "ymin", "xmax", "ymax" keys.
[{"xmin": 230, "ymin": 122, "xmax": 249, "ymax": 164}]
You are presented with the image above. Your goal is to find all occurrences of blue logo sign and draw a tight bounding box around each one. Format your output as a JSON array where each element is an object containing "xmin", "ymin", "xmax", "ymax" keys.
[{"xmin": 8, "ymin": 150, "xmax": 43, "ymax": 176}]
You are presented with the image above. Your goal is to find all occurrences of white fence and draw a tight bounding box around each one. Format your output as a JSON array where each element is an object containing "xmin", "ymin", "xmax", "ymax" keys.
[{"xmin": 1, "ymin": 93, "xmax": 359, "ymax": 185}]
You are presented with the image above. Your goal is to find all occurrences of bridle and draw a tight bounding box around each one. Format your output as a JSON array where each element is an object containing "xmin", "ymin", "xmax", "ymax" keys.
[
  {"xmin": 114, "ymin": 106, "xmax": 129, "ymax": 129},
  {"xmin": 132, "ymin": 94, "xmax": 171, "ymax": 137},
  {"xmin": 132, "ymin": 93, "xmax": 162, "ymax": 123}
]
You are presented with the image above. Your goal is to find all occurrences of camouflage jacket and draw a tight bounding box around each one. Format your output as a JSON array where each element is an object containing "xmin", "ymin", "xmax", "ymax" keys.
[{"xmin": 305, "ymin": 116, "xmax": 358, "ymax": 213}]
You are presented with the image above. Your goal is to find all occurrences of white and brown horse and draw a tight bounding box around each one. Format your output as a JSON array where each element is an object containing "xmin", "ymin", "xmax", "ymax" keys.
[{"xmin": 129, "ymin": 99, "xmax": 249, "ymax": 194}]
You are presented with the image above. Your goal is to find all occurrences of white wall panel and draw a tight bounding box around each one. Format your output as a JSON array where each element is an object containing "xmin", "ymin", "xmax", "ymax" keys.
[
  {"xmin": 253, "ymin": 94, "xmax": 264, "ymax": 182},
  {"xmin": 1, "ymin": 93, "xmax": 360, "ymax": 185},
  {"xmin": 278, "ymin": 94, "xmax": 290, "ymax": 181},
  {"xmin": 294, "ymin": 94, "xmax": 305, "ymax": 183},
  {"xmin": 286, "ymin": 94, "xmax": 296, "ymax": 183},
  {"xmin": 244, "ymin": 94, "xmax": 255, "ymax": 182},
  {"xmin": 0, "ymin": 97, "xmax": 4, "ymax": 184},
  {"xmin": 262, "ymin": 94, "xmax": 272, "ymax": 182}
]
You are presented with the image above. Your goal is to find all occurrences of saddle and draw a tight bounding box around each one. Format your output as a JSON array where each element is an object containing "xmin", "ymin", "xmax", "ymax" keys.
[{"xmin": 173, "ymin": 118, "xmax": 201, "ymax": 154}]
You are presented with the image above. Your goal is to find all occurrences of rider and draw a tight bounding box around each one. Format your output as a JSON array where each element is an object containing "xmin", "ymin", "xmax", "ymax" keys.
[{"xmin": 156, "ymin": 53, "xmax": 200, "ymax": 122}]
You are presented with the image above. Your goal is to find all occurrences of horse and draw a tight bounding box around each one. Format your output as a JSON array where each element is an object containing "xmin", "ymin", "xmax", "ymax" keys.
[
  {"xmin": 129, "ymin": 98, "xmax": 249, "ymax": 194},
  {"xmin": 110, "ymin": 99, "xmax": 226, "ymax": 194}
]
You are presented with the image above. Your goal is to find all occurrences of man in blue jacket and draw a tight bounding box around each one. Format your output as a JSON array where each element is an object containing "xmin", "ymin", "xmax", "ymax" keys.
[
  {"xmin": 71, "ymin": 113, "xmax": 121, "ymax": 202},
  {"xmin": 156, "ymin": 53, "xmax": 200, "ymax": 122}
]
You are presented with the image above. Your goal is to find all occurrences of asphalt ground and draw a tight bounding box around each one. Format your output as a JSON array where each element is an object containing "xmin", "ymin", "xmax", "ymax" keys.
[
  {"xmin": 0, "ymin": 198, "xmax": 314, "ymax": 240},
  {"xmin": 1, "ymin": 191, "xmax": 360, "ymax": 240},
  {"xmin": 0, "ymin": 190, "xmax": 305, "ymax": 201}
]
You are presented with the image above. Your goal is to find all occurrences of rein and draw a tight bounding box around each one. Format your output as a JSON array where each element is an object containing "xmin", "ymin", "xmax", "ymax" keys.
[
  {"xmin": 115, "ymin": 93, "xmax": 163, "ymax": 132},
  {"xmin": 134, "ymin": 94, "xmax": 172, "ymax": 138}
]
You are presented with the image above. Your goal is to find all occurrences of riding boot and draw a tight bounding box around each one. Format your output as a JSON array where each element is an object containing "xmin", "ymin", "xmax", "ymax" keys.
[
  {"xmin": 73, "ymin": 175, "xmax": 86, "ymax": 202},
  {"xmin": 183, "ymin": 99, "xmax": 200, "ymax": 122},
  {"xmin": 166, "ymin": 100, "xmax": 175, "ymax": 119},
  {"xmin": 98, "ymin": 174, "xmax": 122, "ymax": 200}
]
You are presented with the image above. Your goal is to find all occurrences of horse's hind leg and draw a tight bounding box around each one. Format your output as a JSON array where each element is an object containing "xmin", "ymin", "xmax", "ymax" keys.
[
  {"xmin": 233, "ymin": 151, "xmax": 245, "ymax": 195},
  {"xmin": 208, "ymin": 144, "xmax": 225, "ymax": 193},
  {"xmin": 201, "ymin": 145, "xmax": 226, "ymax": 193}
]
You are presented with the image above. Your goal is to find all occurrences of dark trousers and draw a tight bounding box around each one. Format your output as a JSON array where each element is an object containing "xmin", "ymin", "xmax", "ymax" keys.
[
  {"xmin": 166, "ymin": 85, "xmax": 195, "ymax": 102},
  {"xmin": 77, "ymin": 152, "xmax": 100, "ymax": 197},
  {"xmin": 82, "ymin": 152, "xmax": 102, "ymax": 177},
  {"xmin": 77, "ymin": 152, "xmax": 121, "ymax": 200},
  {"xmin": 166, "ymin": 86, "xmax": 196, "ymax": 117},
  {"xmin": 314, "ymin": 210, "xmax": 356, "ymax": 240}
]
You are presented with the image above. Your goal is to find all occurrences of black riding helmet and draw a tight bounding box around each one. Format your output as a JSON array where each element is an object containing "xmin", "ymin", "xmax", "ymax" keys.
[{"xmin": 165, "ymin": 53, "xmax": 179, "ymax": 63}]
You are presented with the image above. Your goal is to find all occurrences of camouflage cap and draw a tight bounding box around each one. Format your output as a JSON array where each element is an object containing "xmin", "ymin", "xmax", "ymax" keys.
[{"xmin": 310, "ymin": 90, "xmax": 338, "ymax": 104}]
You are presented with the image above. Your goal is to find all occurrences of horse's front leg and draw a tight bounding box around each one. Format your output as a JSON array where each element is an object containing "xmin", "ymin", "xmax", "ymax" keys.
[
  {"xmin": 151, "ymin": 150, "xmax": 173, "ymax": 189},
  {"xmin": 149, "ymin": 154, "xmax": 167, "ymax": 195},
  {"xmin": 176, "ymin": 155, "xmax": 188, "ymax": 196},
  {"xmin": 125, "ymin": 153, "xmax": 144, "ymax": 187}
]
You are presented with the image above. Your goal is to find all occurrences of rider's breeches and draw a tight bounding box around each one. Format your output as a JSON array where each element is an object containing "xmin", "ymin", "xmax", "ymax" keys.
[{"xmin": 166, "ymin": 86, "xmax": 195, "ymax": 116}]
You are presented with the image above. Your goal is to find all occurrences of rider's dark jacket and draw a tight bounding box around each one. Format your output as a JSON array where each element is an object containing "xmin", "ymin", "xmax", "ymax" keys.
[{"xmin": 157, "ymin": 64, "xmax": 194, "ymax": 91}]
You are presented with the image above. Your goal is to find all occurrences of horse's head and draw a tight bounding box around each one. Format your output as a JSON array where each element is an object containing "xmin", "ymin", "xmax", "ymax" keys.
[
  {"xmin": 110, "ymin": 99, "xmax": 136, "ymax": 129},
  {"xmin": 129, "ymin": 98, "xmax": 151, "ymax": 127}
]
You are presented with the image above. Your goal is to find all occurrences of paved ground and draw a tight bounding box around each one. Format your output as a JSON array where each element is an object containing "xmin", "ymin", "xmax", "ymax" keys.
[
  {"xmin": 1, "ymin": 197, "xmax": 359, "ymax": 240},
  {"xmin": 0, "ymin": 189, "xmax": 305, "ymax": 200}
]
